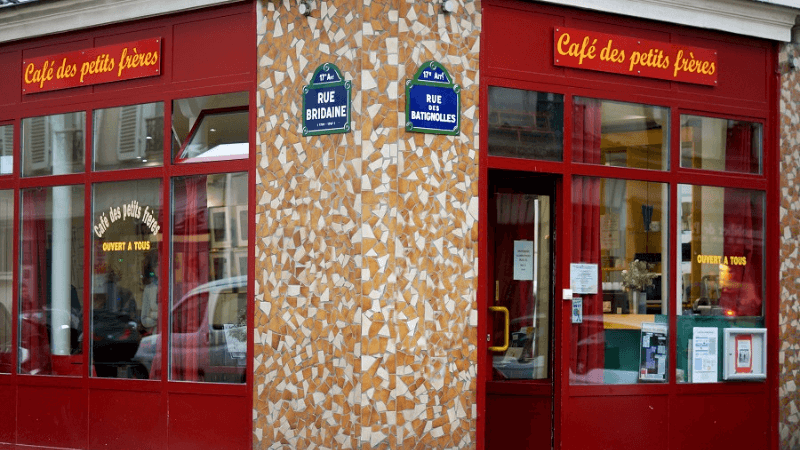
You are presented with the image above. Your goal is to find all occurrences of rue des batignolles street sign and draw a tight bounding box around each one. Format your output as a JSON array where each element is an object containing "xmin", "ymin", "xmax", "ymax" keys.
[
  {"xmin": 405, "ymin": 61, "xmax": 460, "ymax": 135},
  {"xmin": 302, "ymin": 63, "xmax": 352, "ymax": 136}
]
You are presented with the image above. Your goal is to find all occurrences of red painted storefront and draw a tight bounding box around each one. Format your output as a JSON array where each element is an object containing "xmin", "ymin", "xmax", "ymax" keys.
[
  {"xmin": 478, "ymin": 1, "xmax": 779, "ymax": 449},
  {"xmin": 0, "ymin": 2, "xmax": 256, "ymax": 449}
]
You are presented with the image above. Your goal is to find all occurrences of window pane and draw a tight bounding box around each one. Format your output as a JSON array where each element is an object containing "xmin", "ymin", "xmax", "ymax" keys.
[
  {"xmin": 91, "ymin": 179, "xmax": 162, "ymax": 379},
  {"xmin": 676, "ymin": 185, "xmax": 764, "ymax": 383},
  {"xmin": 0, "ymin": 125, "xmax": 13, "ymax": 175},
  {"xmin": 680, "ymin": 115, "xmax": 762, "ymax": 174},
  {"xmin": 19, "ymin": 185, "xmax": 85, "ymax": 376},
  {"xmin": 93, "ymin": 103, "xmax": 164, "ymax": 171},
  {"xmin": 491, "ymin": 192, "xmax": 551, "ymax": 380},
  {"xmin": 0, "ymin": 191, "xmax": 12, "ymax": 373},
  {"xmin": 488, "ymin": 87, "xmax": 563, "ymax": 161},
  {"xmin": 22, "ymin": 112, "xmax": 85, "ymax": 177},
  {"xmin": 172, "ymin": 92, "xmax": 248, "ymax": 164},
  {"xmin": 573, "ymin": 98, "xmax": 669, "ymax": 170},
  {"xmin": 571, "ymin": 177, "xmax": 668, "ymax": 385},
  {"xmin": 170, "ymin": 172, "xmax": 248, "ymax": 383}
]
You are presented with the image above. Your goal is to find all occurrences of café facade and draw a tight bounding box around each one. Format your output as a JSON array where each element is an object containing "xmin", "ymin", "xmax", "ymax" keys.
[{"xmin": 1, "ymin": 0, "xmax": 800, "ymax": 449}]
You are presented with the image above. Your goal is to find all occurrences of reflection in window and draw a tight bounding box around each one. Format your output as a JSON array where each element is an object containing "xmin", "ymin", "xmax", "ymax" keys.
[
  {"xmin": 0, "ymin": 191, "xmax": 11, "ymax": 373},
  {"xmin": 19, "ymin": 185, "xmax": 84, "ymax": 376},
  {"xmin": 0, "ymin": 125, "xmax": 13, "ymax": 175},
  {"xmin": 680, "ymin": 115, "xmax": 762, "ymax": 174},
  {"xmin": 165, "ymin": 172, "xmax": 248, "ymax": 383},
  {"xmin": 573, "ymin": 98, "xmax": 668, "ymax": 170},
  {"xmin": 571, "ymin": 177, "xmax": 668, "ymax": 385},
  {"xmin": 676, "ymin": 185, "xmax": 764, "ymax": 383},
  {"xmin": 488, "ymin": 87, "xmax": 563, "ymax": 161},
  {"xmin": 173, "ymin": 92, "xmax": 248, "ymax": 163},
  {"xmin": 22, "ymin": 112, "xmax": 85, "ymax": 177},
  {"xmin": 91, "ymin": 179, "xmax": 162, "ymax": 379},
  {"xmin": 94, "ymin": 102, "xmax": 164, "ymax": 171},
  {"xmin": 491, "ymin": 192, "xmax": 551, "ymax": 380}
]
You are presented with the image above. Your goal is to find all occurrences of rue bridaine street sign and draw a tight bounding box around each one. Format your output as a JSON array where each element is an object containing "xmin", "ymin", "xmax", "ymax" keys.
[{"xmin": 302, "ymin": 63, "xmax": 352, "ymax": 136}]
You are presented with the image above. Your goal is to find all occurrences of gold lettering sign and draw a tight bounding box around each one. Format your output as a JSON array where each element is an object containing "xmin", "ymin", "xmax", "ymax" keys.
[
  {"xmin": 554, "ymin": 28, "xmax": 718, "ymax": 86},
  {"xmin": 23, "ymin": 38, "xmax": 161, "ymax": 94}
]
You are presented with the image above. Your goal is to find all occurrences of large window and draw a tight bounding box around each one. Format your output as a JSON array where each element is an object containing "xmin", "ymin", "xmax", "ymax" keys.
[
  {"xmin": 91, "ymin": 179, "xmax": 162, "ymax": 379},
  {"xmin": 676, "ymin": 185, "xmax": 764, "ymax": 383},
  {"xmin": 571, "ymin": 177, "xmax": 668, "ymax": 384},
  {"xmin": 568, "ymin": 97, "xmax": 765, "ymax": 385},
  {"xmin": 488, "ymin": 87, "xmax": 564, "ymax": 161},
  {"xmin": 14, "ymin": 92, "xmax": 250, "ymax": 383},
  {"xmin": 169, "ymin": 173, "xmax": 248, "ymax": 383},
  {"xmin": 22, "ymin": 112, "xmax": 85, "ymax": 177},
  {"xmin": 19, "ymin": 185, "xmax": 85, "ymax": 376}
]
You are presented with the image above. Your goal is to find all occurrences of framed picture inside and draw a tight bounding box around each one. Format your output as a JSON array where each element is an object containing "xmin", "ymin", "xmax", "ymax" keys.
[
  {"xmin": 234, "ymin": 248, "xmax": 247, "ymax": 277},
  {"xmin": 211, "ymin": 250, "xmax": 231, "ymax": 280},
  {"xmin": 209, "ymin": 206, "xmax": 231, "ymax": 248},
  {"xmin": 236, "ymin": 205, "xmax": 248, "ymax": 247}
]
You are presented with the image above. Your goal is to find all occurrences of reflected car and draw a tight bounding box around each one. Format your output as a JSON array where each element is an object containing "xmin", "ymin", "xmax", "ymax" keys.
[{"xmin": 133, "ymin": 276, "xmax": 247, "ymax": 383}]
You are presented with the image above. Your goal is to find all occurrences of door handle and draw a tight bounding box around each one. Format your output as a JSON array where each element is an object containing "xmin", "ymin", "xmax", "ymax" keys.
[{"xmin": 488, "ymin": 306, "xmax": 509, "ymax": 352}]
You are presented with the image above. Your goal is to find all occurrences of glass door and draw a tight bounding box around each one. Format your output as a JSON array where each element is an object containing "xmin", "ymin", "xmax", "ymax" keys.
[{"xmin": 485, "ymin": 173, "xmax": 555, "ymax": 449}]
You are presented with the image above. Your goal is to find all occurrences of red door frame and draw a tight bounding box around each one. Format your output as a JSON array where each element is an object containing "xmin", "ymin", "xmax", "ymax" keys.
[
  {"xmin": 477, "ymin": 1, "xmax": 780, "ymax": 449},
  {"xmin": 0, "ymin": 2, "xmax": 257, "ymax": 449}
]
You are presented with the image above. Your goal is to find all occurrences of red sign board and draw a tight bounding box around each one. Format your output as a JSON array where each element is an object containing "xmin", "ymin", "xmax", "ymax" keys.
[
  {"xmin": 554, "ymin": 27, "xmax": 718, "ymax": 86},
  {"xmin": 22, "ymin": 38, "xmax": 162, "ymax": 94}
]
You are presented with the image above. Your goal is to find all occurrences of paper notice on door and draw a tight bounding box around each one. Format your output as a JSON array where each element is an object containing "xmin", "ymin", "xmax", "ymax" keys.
[
  {"xmin": 570, "ymin": 263, "xmax": 598, "ymax": 294},
  {"xmin": 692, "ymin": 327, "xmax": 719, "ymax": 383},
  {"xmin": 513, "ymin": 240, "xmax": 534, "ymax": 281}
]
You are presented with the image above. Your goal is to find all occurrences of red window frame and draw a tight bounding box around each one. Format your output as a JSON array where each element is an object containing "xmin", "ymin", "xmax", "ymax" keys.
[
  {"xmin": 0, "ymin": 2, "xmax": 256, "ymax": 448},
  {"xmin": 478, "ymin": 1, "xmax": 779, "ymax": 449}
]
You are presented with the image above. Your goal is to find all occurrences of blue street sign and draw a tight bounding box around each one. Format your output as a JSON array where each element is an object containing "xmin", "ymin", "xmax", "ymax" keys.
[
  {"xmin": 303, "ymin": 63, "xmax": 351, "ymax": 136},
  {"xmin": 405, "ymin": 61, "xmax": 460, "ymax": 135}
]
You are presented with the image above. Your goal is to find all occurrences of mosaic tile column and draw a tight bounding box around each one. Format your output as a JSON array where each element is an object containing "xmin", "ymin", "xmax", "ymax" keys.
[
  {"xmin": 254, "ymin": 1, "xmax": 480, "ymax": 449},
  {"xmin": 393, "ymin": 2, "xmax": 480, "ymax": 448},
  {"xmin": 780, "ymin": 40, "xmax": 800, "ymax": 450},
  {"xmin": 254, "ymin": 0, "xmax": 364, "ymax": 448}
]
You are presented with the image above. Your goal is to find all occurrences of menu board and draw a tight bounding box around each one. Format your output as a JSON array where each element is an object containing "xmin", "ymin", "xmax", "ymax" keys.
[{"xmin": 692, "ymin": 327, "xmax": 719, "ymax": 383}]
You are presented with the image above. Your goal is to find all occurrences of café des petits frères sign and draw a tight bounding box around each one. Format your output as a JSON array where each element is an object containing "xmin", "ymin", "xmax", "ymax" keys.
[
  {"xmin": 406, "ymin": 61, "xmax": 460, "ymax": 135},
  {"xmin": 554, "ymin": 27, "xmax": 718, "ymax": 86},
  {"xmin": 302, "ymin": 63, "xmax": 352, "ymax": 136},
  {"xmin": 22, "ymin": 38, "xmax": 162, "ymax": 94}
]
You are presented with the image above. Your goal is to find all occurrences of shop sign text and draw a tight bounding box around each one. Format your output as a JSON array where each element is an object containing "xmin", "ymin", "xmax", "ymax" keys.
[
  {"xmin": 94, "ymin": 199, "xmax": 160, "ymax": 240},
  {"xmin": 554, "ymin": 28, "xmax": 717, "ymax": 86},
  {"xmin": 23, "ymin": 38, "xmax": 162, "ymax": 94}
]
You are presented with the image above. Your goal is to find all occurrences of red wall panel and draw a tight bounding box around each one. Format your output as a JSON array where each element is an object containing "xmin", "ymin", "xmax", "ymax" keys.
[
  {"xmin": 17, "ymin": 385, "xmax": 88, "ymax": 449},
  {"xmin": 172, "ymin": 11, "xmax": 252, "ymax": 84},
  {"xmin": 486, "ymin": 393, "xmax": 552, "ymax": 449},
  {"xmin": 168, "ymin": 393, "xmax": 249, "ymax": 450},
  {"xmin": 670, "ymin": 393, "xmax": 769, "ymax": 450},
  {"xmin": 89, "ymin": 390, "xmax": 165, "ymax": 450},
  {"xmin": 0, "ymin": 384, "xmax": 15, "ymax": 444},
  {"xmin": 562, "ymin": 395, "xmax": 669, "ymax": 450}
]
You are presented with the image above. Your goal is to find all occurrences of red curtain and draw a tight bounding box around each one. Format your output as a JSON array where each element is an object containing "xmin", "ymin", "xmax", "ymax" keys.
[
  {"xmin": 20, "ymin": 189, "xmax": 51, "ymax": 375},
  {"xmin": 173, "ymin": 176, "xmax": 209, "ymax": 381},
  {"xmin": 570, "ymin": 100, "xmax": 604, "ymax": 381},
  {"xmin": 150, "ymin": 176, "xmax": 208, "ymax": 381},
  {"xmin": 494, "ymin": 193, "xmax": 536, "ymax": 330},
  {"xmin": 719, "ymin": 124, "xmax": 763, "ymax": 317}
]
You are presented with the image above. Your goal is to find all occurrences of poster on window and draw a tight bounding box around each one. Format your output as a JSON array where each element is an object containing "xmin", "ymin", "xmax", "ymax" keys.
[
  {"xmin": 692, "ymin": 327, "xmax": 719, "ymax": 383},
  {"xmin": 735, "ymin": 334, "xmax": 752, "ymax": 373},
  {"xmin": 570, "ymin": 263, "xmax": 598, "ymax": 294},
  {"xmin": 513, "ymin": 240, "xmax": 534, "ymax": 281},
  {"xmin": 639, "ymin": 322, "xmax": 667, "ymax": 382}
]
